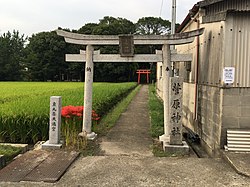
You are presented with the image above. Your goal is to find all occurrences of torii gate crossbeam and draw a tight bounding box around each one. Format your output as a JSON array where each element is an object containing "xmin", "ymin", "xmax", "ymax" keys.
[
  {"xmin": 57, "ymin": 29, "xmax": 204, "ymax": 45},
  {"xmin": 66, "ymin": 50, "xmax": 193, "ymax": 63}
]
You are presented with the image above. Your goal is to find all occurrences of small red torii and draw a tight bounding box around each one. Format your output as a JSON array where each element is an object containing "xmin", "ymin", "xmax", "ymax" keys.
[{"xmin": 136, "ymin": 69, "xmax": 151, "ymax": 84}]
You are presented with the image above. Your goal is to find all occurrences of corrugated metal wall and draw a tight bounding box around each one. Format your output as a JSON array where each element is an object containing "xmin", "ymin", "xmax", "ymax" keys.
[
  {"xmin": 224, "ymin": 12, "xmax": 250, "ymax": 87},
  {"xmin": 178, "ymin": 9, "xmax": 250, "ymax": 88},
  {"xmin": 199, "ymin": 22, "xmax": 224, "ymax": 86},
  {"xmin": 206, "ymin": 0, "xmax": 250, "ymax": 15},
  {"xmin": 176, "ymin": 17, "xmax": 224, "ymax": 86}
]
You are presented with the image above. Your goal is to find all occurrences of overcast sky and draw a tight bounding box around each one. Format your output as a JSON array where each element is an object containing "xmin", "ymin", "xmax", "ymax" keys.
[{"xmin": 0, "ymin": 0, "xmax": 199, "ymax": 37}]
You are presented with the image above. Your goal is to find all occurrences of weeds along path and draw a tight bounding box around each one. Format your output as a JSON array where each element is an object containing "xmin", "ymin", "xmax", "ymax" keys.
[{"xmin": 100, "ymin": 85, "xmax": 153, "ymax": 157}]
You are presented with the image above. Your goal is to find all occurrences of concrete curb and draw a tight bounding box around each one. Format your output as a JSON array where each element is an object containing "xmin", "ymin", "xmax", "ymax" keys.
[
  {"xmin": 0, "ymin": 155, "xmax": 5, "ymax": 169},
  {"xmin": 0, "ymin": 143, "xmax": 29, "ymax": 153},
  {"xmin": 0, "ymin": 143, "xmax": 29, "ymax": 169},
  {"xmin": 221, "ymin": 151, "xmax": 250, "ymax": 178}
]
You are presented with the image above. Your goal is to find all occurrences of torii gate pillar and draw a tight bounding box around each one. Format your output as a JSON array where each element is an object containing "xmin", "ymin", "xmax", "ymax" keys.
[
  {"xmin": 79, "ymin": 45, "xmax": 97, "ymax": 140},
  {"xmin": 162, "ymin": 44, "xmax": 171, "ymax": 141}
]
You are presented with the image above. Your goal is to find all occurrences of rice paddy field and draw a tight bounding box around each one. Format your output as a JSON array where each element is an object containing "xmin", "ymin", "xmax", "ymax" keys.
[{"xmin": 0, "ymin": 82, "xmax": 137, "ymax": 144}]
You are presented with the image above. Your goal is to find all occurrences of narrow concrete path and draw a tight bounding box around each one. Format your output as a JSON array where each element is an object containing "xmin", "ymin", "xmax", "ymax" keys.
[{"xmin": 100, "ymin": 85, "xmax": 153, "ymax": 157}]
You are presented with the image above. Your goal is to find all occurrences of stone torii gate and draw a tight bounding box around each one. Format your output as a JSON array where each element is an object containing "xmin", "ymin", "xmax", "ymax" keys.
[{"xmin": 57, "ymin": 28, "xmax": 204, "ymax": 151}]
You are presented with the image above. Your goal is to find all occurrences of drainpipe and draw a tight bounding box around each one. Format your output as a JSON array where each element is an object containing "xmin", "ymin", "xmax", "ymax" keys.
[{"xmin": 194, "ymin": 16, "xmax": 200, "ymax": 121}]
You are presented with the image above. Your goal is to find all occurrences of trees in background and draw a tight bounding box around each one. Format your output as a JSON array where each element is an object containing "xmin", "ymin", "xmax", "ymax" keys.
[
  {"xmin": 0, "ymin": 31, "xmax": 26, "ymax": 81},
  {"xmin": 136, "ymin": 17, "xmax": 171, "ymax": 35},
  {"xmin": 0, "ymin": 16, "xmax": 172, "ymax": 82},
  {"xmin": 24, "ymin": 31, "xmax": 66, "ymax": 81},
  {"xmin": 24, "ymin": 31, "xmax": 82, "ymax": 81}
]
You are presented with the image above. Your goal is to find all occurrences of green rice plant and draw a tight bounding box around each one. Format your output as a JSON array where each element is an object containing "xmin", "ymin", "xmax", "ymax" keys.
[
  {"xmin": 0, "ymin": 82, "xmax": 137, "ymax": 144},
  {"xmin": 0, "ymin": 114, "xmax": 49, "ymax": 143}
]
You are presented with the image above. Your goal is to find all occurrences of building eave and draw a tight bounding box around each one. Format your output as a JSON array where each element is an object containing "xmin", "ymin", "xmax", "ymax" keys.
[
  {"xmin": 176, "ymin": 4, "xmax": 199, "ymax": 33},
  {"xmin": 199, "ymin": 0, "xmax": 224, "ymax": 7}
]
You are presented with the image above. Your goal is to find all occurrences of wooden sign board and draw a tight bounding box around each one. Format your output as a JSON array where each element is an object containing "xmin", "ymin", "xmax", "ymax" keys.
[{"xmin": 119, "ymin": 35, "xmax": 134, "ymax": 57}]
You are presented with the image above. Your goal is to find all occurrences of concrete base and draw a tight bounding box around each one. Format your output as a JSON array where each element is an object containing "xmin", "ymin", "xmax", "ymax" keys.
[
  {"xmin": 41, "ymin": 141, "xmax": 62, "ymax": 149},
  {"xmin": 87, "ymin": 132, "xmax": 97, "ymax": 140},
  {"xmin": 159, "ymin": 134, "xmax": 170, "ymax": 142},
  {"xmin": 79, "ymin": 131, "xmax": 97, "ymax": 140},
  {"xmin": 163, "ymin": 141, "xmax": 190, "ymax": 155}
]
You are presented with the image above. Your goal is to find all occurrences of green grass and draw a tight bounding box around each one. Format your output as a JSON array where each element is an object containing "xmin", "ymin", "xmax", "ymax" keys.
[
  {"xmin": 148, "ymin": 84, "xmax": 171, "ymax": 157},
  {"xmin": 0, "ymin": 82, "xmax": 137, "ymax": 144},
  {"xmin": 148, "ymin": 84, "xmax": 164, "ymax": 138},
  {"xmin": 0, "ymin": 145, "xmax": 22, "ymax": 162}
]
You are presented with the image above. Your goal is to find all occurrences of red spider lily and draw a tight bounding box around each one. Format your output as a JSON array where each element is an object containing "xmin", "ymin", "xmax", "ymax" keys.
[
  {"xmin": 61, "ymin": 105, "xmax": 100, "ymax": 121},
  {"xmin": 71, "ymin": 106, "xmax": 84, "ymax": 116},
  {"xmin": 92, "ymin": 110, "xmax": 100, "ymax": 121},
  {"xmin": 61, "ymin": 105, "xmax": 74, "ymax": 118}
]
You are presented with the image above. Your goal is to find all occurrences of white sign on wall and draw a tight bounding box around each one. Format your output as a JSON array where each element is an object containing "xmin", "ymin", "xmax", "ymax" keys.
[{"xmin": 223, "ymin": 67, "xmax": 235, "ymax": 84}]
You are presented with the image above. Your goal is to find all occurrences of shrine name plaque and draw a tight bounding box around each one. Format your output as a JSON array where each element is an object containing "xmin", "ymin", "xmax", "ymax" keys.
[{"xmin": 119, "ymin": 35, "xmax": 134, "ymax": 57}]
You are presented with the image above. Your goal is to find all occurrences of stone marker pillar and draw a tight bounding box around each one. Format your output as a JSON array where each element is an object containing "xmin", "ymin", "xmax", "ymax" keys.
[
  {"xmin": 42, "ymin": 96, "xmax": 62, "ymax": 149},
  {"xmin": 159, "ymin": 44, "xmax": 172, "ymax": 142},
  {"xmin": 81, "ymin": 45, "xmax": 97, "ymax": 140},
  {"xmin": 169, "ymin": 77, "xmax": 183, "ymax": 145},
  {"xmin": 159, "ymin": 47, "xmax": 189, "ymax": 154}
]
